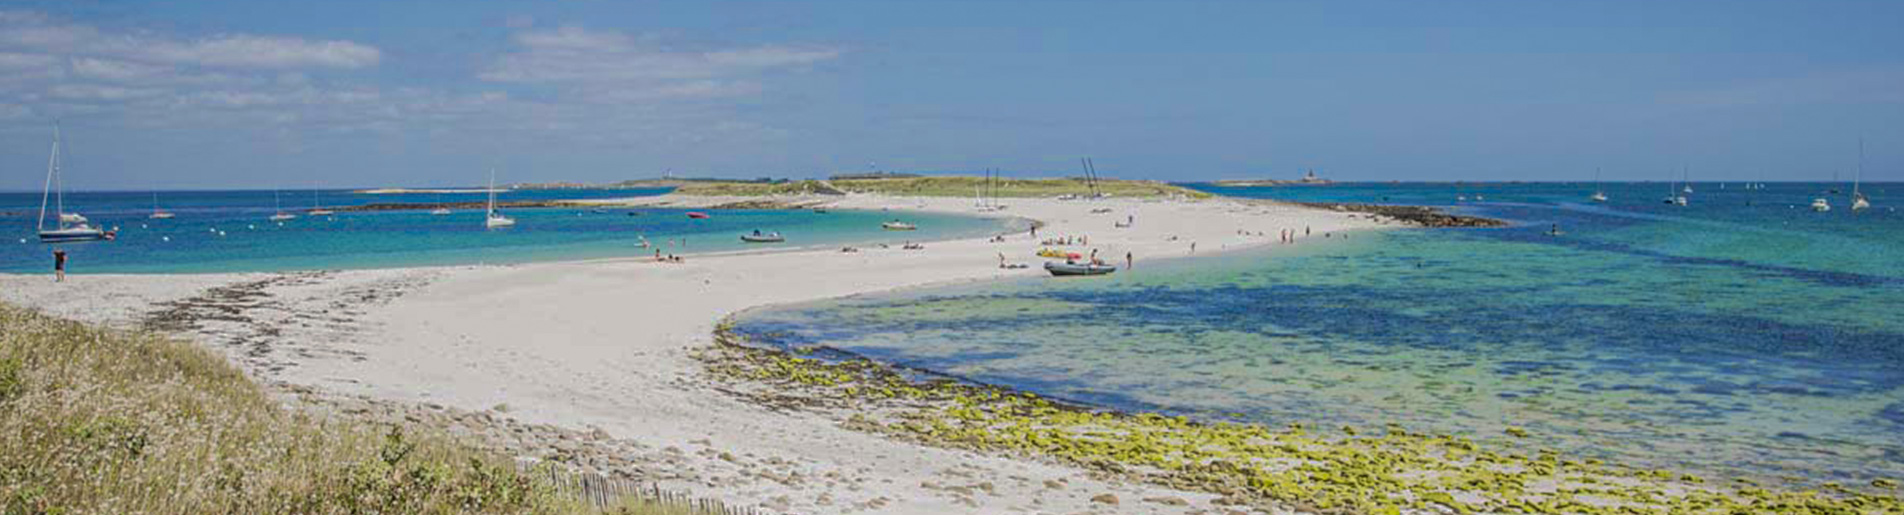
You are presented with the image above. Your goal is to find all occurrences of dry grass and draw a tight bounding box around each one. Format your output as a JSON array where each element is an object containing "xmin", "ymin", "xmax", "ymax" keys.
[{"xmin": 0, "ymin": 304, "xmax": 717, "ymax": 514}]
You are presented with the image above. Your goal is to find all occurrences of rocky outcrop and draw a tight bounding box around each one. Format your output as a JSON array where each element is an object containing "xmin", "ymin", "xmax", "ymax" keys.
[{"xmin": 1290, "ymin": 201, "xmax": 1508, "ymax": 227}]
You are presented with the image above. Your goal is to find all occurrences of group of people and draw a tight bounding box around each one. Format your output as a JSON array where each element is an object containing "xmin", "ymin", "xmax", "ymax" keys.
[
  {"xmin": 1039, "ymin": 235, "xmax": 1089, "ymax": 246},
  {"xmin": 653, "ymin": 249, "xmax": 685, "ymax": 263}
]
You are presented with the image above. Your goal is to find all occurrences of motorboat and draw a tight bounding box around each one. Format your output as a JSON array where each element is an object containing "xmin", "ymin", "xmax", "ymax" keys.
[
  {"xmin": 1811, "ymin": 198, "xmax": 1831, "ymax": 212},
  {"xmin": 881, "ymin": 220, "xmax": 917, "ymax": 230},
  {"xmin": 686, "ymin": 212, "xmax": 710, "ymax": 219},
  {"xmin": 741, "ymin": 232, "xmax": 785, "ymax": 243},
  {"xmin": 1044, "ymin": 261, "xmax": 1117, "ymax": 276}
]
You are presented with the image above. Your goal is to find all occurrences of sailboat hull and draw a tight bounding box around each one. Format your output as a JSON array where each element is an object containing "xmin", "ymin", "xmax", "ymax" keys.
[{"xmin": 39, "ymin": 228, "xmax": 108, "ymax": 242}]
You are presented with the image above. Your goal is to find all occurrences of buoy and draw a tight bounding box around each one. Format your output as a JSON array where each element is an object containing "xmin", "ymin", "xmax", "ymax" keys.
[
  {"xmin": 248, "ymin": 224, "xmax": 256, "ymax": 230},
  {"xmin": 218, "ymin": 231, "xmax": 227, "ymax": 236},
  {"xmin": 161, "ymin": 236, "xmax": 170, "ymax": 242}
]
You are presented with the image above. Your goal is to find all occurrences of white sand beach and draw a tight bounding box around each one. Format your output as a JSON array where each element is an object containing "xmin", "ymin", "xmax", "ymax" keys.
[{"xmin": 2, "ymin": 194, "xmax": 1385, "ymax": 514}]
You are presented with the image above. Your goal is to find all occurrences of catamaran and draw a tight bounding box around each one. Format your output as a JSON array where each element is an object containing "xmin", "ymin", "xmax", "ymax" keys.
[
  {"xmin": 484, "ymin": 169, "xmax": 515, "ymax": 228},
  {"xmin": 269, "ymin": 190, "xmax": 298, "ymax": 221},
  {"xmin": 149, "ymin": 192, "xmax": 175, "ymax": 219},
  {"xmin": 1852, "ymin": 138, "xmax": 1871, "ymax": 212},
  {"xmin": 36, "ymin": 123, "xmax": 113, "ymax": 242}
]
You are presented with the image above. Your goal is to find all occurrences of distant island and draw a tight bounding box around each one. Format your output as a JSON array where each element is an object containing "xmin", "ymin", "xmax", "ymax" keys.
[{"xmin": 1213, "ymin": 168, "xmax": 1334, "ymax": 187}]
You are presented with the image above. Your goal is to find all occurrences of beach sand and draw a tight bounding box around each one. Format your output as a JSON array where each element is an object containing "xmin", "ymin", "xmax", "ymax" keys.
[{"xmin": 1, "ymin": 194, "xmax": 1383, "ymax": 514}]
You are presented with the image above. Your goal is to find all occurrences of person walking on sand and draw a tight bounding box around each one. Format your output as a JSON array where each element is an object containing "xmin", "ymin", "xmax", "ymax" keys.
[
  {"xmin": 1126, "ymin": 251, "xmax": 1133, "ymax": 270},
  {"xmin": 53, "ymin": 248, "xmax": 67, "ymax": 282},
  {"xmin": 1190, "ymin": 242, "xmax": 1197, "ymax": 254}
]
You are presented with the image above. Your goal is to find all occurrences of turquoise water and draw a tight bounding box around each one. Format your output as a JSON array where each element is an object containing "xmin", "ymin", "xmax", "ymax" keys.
[
  {"xmin": 736, "ymin": 181, "xmax": 1904, "ymax": 483},
  {"xmin": 2, "ymin": 189, "xmax": 1012, "ymax": 273}
]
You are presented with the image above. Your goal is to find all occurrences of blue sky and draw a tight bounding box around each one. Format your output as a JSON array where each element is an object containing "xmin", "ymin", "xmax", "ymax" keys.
[{"xmin": 1, "ymin": 0, "xmax": 1899, "ymax": 189}]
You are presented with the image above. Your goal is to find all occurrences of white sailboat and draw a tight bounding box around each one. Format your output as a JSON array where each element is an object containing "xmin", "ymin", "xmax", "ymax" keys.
[
  {"xmin": 269, "ymin": 190, "xmax": 298, "ymax": 221},
  {"xmin": 1662, "ymin": 174, "xmax": 1686, "ymax": 206},
  {"xmin": 1852, "ymin": 138, "xmax": 1871, "ymax": 212},
  {"xmin": 149, "ymin": 192, "xmax": 175, "ymax": 219},
  {"xmin": 484, "ymin": 169, "xmax": 515, "ymax": 228},
  {"xmin": 1589, "ymin": 167, "xmax": 1608, "ymax": 202},
  {"xmin": 307, "ymin": 189, "xmax": 334, "ymax": 216},
  {"xmin": 36, "ymin": 123, "xmax": 112, "ymax": 242}
]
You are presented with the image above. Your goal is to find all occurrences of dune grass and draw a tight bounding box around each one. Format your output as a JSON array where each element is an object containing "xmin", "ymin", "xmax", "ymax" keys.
[
  {"xmin": 671, "ymin": 176, "xmax": 1211, "ymax": 199},
  {"xmin": 0, "ymin": 304, "xmax": 709, "ymax": 514}
]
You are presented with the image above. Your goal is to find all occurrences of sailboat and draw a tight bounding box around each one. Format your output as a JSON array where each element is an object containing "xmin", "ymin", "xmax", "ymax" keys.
[
  {"xmin": 36, "ymin": 123, "xmax": 113, "ymax": 242},
  {"xmin": 1680, "ymin": 166, "xmax": 1693, "ymax": 194},
  {"xmin": 307, "ymin": 189, "xmax": 334, "ymax": 216},
  {"xmin": 1662, "ymin": 173, "xmax": 1686, "ymax": 205},
  {"xmin": 1589, "ymin": 167, "xmax": 1609, "ymax": 202},
  {"xmin": 149, "ymin": 192, "xmax": 175, "ymax": 219},
  {"xmin": 484, "ymin": 169, "xmax": 515, "ymax": 228},
  {"xmin": 269, "ymin": 190, "xmax": 298, "ymax": 221},
  {"xmin": 1852, "ymin": 138, "xmax": 1871, "ymax": 212}
]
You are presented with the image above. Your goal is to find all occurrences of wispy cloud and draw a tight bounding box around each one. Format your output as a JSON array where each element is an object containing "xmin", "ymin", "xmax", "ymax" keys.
[{"xmin": 480, "ymin": 26, "xmax": 839, "ymax": 100}]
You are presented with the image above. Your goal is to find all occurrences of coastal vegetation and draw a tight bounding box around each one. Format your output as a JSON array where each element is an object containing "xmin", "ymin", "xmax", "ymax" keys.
[
  {"xmin": 704, "ymin": 320, "xmax": 1903, "ymax": 515},
  {"xmin": 0, "ymin": 304, "xmax": 709, "ymax": 514},
  {"xmin": 674, "ymin": 176, "xmax": 1212, "ymax": 199}
]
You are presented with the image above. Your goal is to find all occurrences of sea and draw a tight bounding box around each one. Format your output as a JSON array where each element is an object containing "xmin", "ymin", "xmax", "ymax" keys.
[
  {"xmin": 0, "ymin": 188, "xmax": 1010, "ymax": 273},
  {"xmin": 733, "ymin": 181, "xmax": 1904, "ymax": 484}
]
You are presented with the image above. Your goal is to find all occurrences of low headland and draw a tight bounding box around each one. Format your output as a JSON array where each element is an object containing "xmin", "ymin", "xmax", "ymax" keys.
[{"xmin": 3, "ymin": 178, "xmax": 1889, "ymax": 514}]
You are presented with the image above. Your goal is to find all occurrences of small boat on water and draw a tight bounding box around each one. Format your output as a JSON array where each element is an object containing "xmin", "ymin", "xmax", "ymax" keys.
[
  {"xmin": 740, "ymin": 231, "xmax": 785, "ymax": 243},
  {"xmin": 1044, "ymin": 261, "xmax": 1117, "ymax": 277},
  {"xmin": 430, "ymin": 207, "xmax": 452, "ymax": 215},
  {"xmin": 307, "ymin": 189, "xmax": 334, "ymax": 216},
  {"xmin": 1811, "ymin": 198, "xmax": 1831, "ymax": 212},
  {"xmin": 1589, "ymin": 167, "xmax": 1608, "ymax": 203},
  {"xmin": 686, "ymin": 212, "xmax": 710, "ymax": 219},
  {"xmin": 881, "ymin": 220, "xmax": 917, "ymax": 230},
  {"xmin": 37, "ymin": 123, "xmax": 114, "ymax": 242},
  {"xmin": 269, "ymin": 190, "xmax": 298, "ymax": 221},
  {"xmin": 484, "ymin": 169, "xmax": 515, "ymax": 228},
  {"xmin": 1852, "ymin": 137, "xmax": 1872, "ymax": 212},
  {"xmin": 149, "ymin": 192, "xmax": 175, "ymax": 219}
]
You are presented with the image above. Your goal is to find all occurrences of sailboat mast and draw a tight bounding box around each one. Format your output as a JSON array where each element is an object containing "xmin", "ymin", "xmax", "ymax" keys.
[
  {"xmin": 488, "ymin": 168, "xmax": 498, "ymax": 215},
  {"xmin": 1855, "ymin": 137, "xmax": 1864, "ymax": 195},
  {"xmin": 38, "ymin": 124, "xmax": 58, "ymax": 232}
]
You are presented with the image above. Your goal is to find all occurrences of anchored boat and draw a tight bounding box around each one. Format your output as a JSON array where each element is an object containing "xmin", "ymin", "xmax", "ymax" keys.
[
  {"xmin": 36, "ymin": 123, "xmax": 113, "ymax": 242},
  {"xmin": 881, "ymin": 220, "xmax": 917, "ymax": 230},
  {"xmin": 741, "ymin": 231, "xmax": 785, "ymax": 243},
  {"xmin": 1044, "ymin": 261, "xmax": 1117, "ymax": 276},
  {"xmin": 484, "ymin": 169, "xmax": 515, "ymax": 228}
]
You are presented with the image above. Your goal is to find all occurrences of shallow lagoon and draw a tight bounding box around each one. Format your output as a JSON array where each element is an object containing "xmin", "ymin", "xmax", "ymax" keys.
[{"xmin": 737, "ymin": 182, "xmax": 1904, "ymax": 483}]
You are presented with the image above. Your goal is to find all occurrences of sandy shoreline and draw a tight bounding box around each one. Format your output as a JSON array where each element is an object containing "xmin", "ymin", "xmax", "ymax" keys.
[{"xmin": 1, "ymin": 193, "xmax": 1384, "ymax": 514}]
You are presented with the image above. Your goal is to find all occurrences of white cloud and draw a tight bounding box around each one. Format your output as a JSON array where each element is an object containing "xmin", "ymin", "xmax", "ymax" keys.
[
  {"xmin": 480, "ymin": 26, "xmax": 839, "ymax": 100},
  {"xmin": 0, "ymin": 10, "xmax": 380, "ymax": 70},
  {"xmin": 134, "ymin": 35, "xmax": 380, "ymax": 69}
]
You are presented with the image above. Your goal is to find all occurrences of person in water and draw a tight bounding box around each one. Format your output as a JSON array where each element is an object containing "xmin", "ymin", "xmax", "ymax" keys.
[{"xmin": 53, "ymin": 248, "xmax": 66, "ymax": 282}]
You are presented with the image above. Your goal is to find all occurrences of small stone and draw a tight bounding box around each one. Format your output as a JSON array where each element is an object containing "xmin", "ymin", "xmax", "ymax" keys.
[
  {"xmin": 1043, "ymin": 479, "xmax": 1064, "ymax": 490},
  {"xmin": 1143, "ymin": 496, "xmax": 1190, "ymax": 506},
  {"xmin": 1090, "ymin": 493, "xmax": 1119, "ymax": 505}
]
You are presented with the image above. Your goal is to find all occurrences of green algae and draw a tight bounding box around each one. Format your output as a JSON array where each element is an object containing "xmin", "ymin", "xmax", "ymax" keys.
[{"xmin": 703, "ymin": 320, "xmax": 1904, "ymax": 515}]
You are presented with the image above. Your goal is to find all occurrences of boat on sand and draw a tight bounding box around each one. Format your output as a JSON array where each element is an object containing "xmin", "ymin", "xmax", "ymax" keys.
[{"xmin": 1044, "ymin": 261, "xmax": 1117, "ymax": 276}]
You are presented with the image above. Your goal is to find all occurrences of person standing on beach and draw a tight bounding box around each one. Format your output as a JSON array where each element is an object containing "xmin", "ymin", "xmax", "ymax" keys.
[
  {"xmin": 53, "ymin": 249, "xmax": 67, "ymax": 282},
  {"xmin": 1126, "ymin": 251, "xmax": 1133, "ymax": 270},
  {"xmin": 1190, "ymin": 242, "xmax": 1197, "ymax": 254}
]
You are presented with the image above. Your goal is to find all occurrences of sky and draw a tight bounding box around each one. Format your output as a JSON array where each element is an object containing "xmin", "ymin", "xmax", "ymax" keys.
[{"xmin": 0, "ymin": 0, "xmax": 1900, "ymax": 190}]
